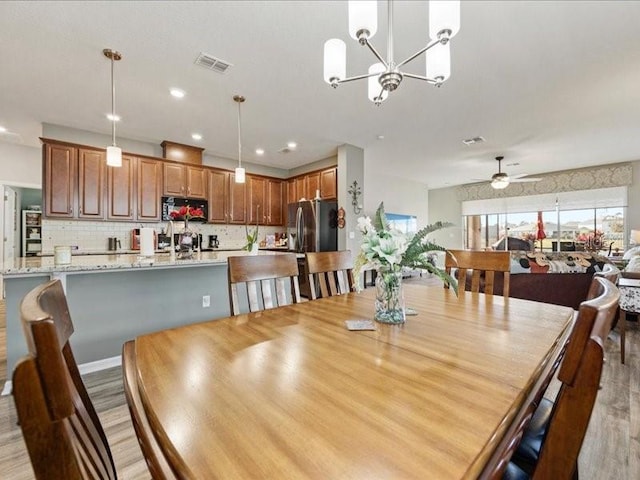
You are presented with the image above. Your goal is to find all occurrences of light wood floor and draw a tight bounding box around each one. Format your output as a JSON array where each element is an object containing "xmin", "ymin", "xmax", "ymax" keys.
[{"xmin": 0, "ymin": 281, "xmax": 638, "ymax": 479}]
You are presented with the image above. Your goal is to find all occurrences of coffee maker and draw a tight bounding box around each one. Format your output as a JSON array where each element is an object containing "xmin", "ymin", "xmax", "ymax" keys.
[{"xmin": 208, "ymin": 235, "xmax": 219, "ymax": 249}]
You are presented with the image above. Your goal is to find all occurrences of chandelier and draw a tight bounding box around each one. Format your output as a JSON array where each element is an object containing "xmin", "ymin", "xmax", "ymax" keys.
[
  {"xmin": 103, "ymin": 48, "xmax": 122, "ymax": 167},
  {"xmin": 233, "ymin": 95, "xmax": 246, "ymax": 184},
  {"xmin": 323, "ymin": 0, "xmax": 460, "ymax": 105}
]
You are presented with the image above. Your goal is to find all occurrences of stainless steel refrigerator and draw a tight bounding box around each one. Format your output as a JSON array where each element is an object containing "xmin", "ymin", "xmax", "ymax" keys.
[{"xmin": 287, "ymin": 199, "xmax": 338, "ymax": 253}]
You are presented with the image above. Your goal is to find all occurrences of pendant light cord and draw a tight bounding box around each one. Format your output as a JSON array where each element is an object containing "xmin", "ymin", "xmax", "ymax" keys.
[
  {"xmin": 237, "ymin": 101, "xmax": 242, "ymax": 168},
  {"xmin": 111, "ymin": 54, "xmax": 117, "ymax": 147}
]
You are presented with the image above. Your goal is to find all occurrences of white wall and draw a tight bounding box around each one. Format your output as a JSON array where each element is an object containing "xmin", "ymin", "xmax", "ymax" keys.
[
  {"xmin": 0, "ymin": 142, "xmax": 41, "ymax": 186},
  {"xmin": 364, "ymin": 172, "xmax": 430, "ymax": 228}
]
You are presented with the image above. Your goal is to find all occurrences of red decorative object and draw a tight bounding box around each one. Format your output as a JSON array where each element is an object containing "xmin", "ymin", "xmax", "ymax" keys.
[{"xmin": 169, "ymin": 205, "xmax": 204, "ymax": 221}]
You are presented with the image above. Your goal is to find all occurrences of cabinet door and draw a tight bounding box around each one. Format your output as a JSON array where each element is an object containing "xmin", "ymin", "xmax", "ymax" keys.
[
  {"xmin": 228, "ymin": 173, "xmax": 247, "ymax": 224},
  {"xmin": 294, "ymin": 177, "xmax": 306, "ymax": 201},
  {"xmin": 306, "ymin": 172, "xmax": 321, "ymax": 200},
  {"xmin": 287, "ymin": 179, "xmax": 296, "ymax": 205},
  {"xmin": 44, "ymin": 143, "xmax": 76, "ymax": 218},
  {"xmin": 320, "ymin": 167, "xmax": 337, "ymax": 199},
  {"xmin": 208, "ymin": 170, "xmax": 228, "ymax": 224},
  {"xmin": 248, "ymin": 176, "xmax": 266, "ymax": 225},
  {"xmin": 137, "ymin": 158, "xmax": 162, "ymax": 221},
  {"xmin": 77, "ymin": 148, "xmax": 105, "ymax": 219},
  {"xmin": 186, "ymin": 166, "xmax": 207, "ymax": 198},
  {"xmin": 267, "ymin": 179, "xmax": 283, "ymax": 226},
  {"xmin": 163, "ymin": 163, "xmax": 186, "ymax": 196},
  {"xmin": 107, "ymin": 155, "xmax": 134, "ymax": 220}
]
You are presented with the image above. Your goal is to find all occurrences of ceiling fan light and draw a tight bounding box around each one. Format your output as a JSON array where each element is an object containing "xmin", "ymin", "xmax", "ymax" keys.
[
  {"xmin": 491, "ymin": 173, "xmax": 510, "ymax": 190},
  {"xmin": 348, "ymin": 0, "xmax": 377, "ymax": 42},
  {"xmin": 106, "ymin": 145, "xmax": 122, "ymax": 167},
  {"xmin": 426, "ymin": 41, "xmax": 450, "ymax": 83},
  {"xmin": 324, "ymin": 39, "xmax": 346, "ymax": 85},
  {"xmin": 429, "ymin": 0, "xmax": 460, "ymax": 40},
  {"xmin": 368, "ymin": 62, "xmax": 388, "ymax": 104}
]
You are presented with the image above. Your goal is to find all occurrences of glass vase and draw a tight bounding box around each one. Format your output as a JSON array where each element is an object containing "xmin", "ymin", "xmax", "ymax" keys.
[
  {"xmin": 178, "ymin": 219, "xmax": 195, "ymax": 259},
  {"xmin": 374, "ymin": 268, "xmax": 406, "ymax": 324}
]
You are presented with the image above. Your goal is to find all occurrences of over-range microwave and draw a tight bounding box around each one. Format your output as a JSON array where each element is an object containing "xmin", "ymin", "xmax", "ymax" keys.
[{"xmin": 161, "ymin": 197, "xmax": 208, "ymax": 222}]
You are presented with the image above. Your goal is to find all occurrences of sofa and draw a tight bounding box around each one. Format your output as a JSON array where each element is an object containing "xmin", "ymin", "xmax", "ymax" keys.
[{"xmin": 468, "ymin": 251, "xmax": 620, "ymax": 310}]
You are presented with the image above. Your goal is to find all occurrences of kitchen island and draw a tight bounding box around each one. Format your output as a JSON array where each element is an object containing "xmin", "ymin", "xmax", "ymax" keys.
[{"xmin": 2, "ymin": 250, "xmax": 297, "ymax": 382}]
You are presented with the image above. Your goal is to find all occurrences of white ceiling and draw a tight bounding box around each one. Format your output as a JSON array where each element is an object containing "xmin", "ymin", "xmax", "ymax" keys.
[{"xmin": 1, "ymin": 1, "xmax": 640, "ymax": 188}]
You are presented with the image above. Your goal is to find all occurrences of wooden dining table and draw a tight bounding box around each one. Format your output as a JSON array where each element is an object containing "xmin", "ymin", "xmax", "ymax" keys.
[{"xmin": 131, "ymin": 284, "xmax": 575, "ymax": 479}]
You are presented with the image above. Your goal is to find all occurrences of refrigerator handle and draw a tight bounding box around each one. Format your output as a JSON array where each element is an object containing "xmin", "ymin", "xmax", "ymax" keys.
[{"xmin": 296, "ymin": 206, "xmax": 304, "ymax": 252}]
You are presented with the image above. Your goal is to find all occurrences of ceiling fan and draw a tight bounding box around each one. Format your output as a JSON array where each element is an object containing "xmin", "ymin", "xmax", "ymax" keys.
[{"xmin": 490, "ymin": 156, "xmax": 541, "ymax": 189}]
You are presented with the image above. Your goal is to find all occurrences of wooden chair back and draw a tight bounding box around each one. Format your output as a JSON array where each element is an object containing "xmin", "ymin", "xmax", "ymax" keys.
[
  {"xmin": 122, "ymin": 341, "xmax": 177, "ymax": 479},
  {"xmin": 12, "ymin": 279, "xmax": 117, "ymax": 480},
  {"xmin": 305, "ymin": 251, "xmax": 354, "ymax": 300},
  {"xmin": 530, "ymin": 276, "xmax": 619, "ymax": 479},
  {"xmin": 445, "ymin": 249, "xmax": 511, "ymax": 296},
  {"xmin": 228, "ymin": 254, "xmax": 301, "ymax": 315}
]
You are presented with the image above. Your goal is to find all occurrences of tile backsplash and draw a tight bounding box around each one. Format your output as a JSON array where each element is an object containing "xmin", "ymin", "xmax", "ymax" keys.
[{"xmin": 41, "ymin": 220, "xmax": 284, "ymax": 254}]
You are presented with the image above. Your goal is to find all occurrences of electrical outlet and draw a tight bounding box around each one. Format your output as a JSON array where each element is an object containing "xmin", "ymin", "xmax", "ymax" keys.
[{"xmin": 202, "ymin": 295, "xmax": 210, "ymax": 308}]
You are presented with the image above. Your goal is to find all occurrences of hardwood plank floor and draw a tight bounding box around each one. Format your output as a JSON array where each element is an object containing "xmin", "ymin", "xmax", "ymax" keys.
[{"xmin": 0, "ymin": 278, "xmax": 638, "ymax": 479}]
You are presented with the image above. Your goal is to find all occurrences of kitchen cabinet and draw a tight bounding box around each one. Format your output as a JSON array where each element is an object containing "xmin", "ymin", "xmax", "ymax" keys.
[
  {"xmin": 44, "ymin": 143, "xmax": 76, "ymax": 218},
  {"xmin": 137, "ymin": 158, "xmax": 163, "ymax": 221},
  {"xmin": 163, "ymin": 163, "xmax": 207, "ymax": 199},
  {"xmin": 306, "ymin": 172, "xmax": 321, "ymax": 200},
  {"xmin": 248, "ymin": 176, "xmax": 284, "ymax": 226},
  {"xmin": 207, "ymin": 170, "xmax": 246, "ymax": 224},
  {"xmin": 107, "ymin": 155, "xmax": 135, "ymax": 220},
  {"xmin": 108, "ymin": 156, "xmax": 162, "ymax": 222},
  {"xmin": 267, "ymin": 179, "xmax": 283, "ymax": 226},
  {"xmin": 77, "ymin": 148, "xmax": 106, "ymax": 219},
  {"xmin": 320, "ymin": 167, "xmax": 337, "ymax": 199},
  {"xmin": 287, "ymin": 179, "xmax": 296, "ymax": 205},
  {"xmin": 294, "ymin": 177, "xmax": 306, "ymax": 202}
]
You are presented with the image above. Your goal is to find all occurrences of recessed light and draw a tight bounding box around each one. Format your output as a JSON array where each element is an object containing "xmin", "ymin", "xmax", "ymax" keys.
[
  {"xmin": 287, "ymin": 142, "xmax": 297, "ymax": 149},
  {"xmin": 191, "ymin": 133, "xmax": 202, "ymax": 141},
  {"xmin": 170, "ymin": 88, "xmax": 186, "ymax": 98},
  {"xmin": 462, "ymin": 136, "xmax": 485, "ymax": 146},
  {"xmin": 106, "ymin": 114, "xmax": 121, "ymax": 122},
  {"xmin": 377, "ymin": 135, "xmax": 384, "ymax": 140},
  {"xmin": 255, "ymin": 148, "xmax": 265, "ymax": 155},
  {"xmin": 0, "ymin": 126, "xmax": 6, "ymax": 133}
]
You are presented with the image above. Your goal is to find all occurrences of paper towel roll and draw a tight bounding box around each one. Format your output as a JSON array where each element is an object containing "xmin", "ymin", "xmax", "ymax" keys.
[{"xmin": 140, "ymin": 228, "xmax": 155, "ymax": 256}]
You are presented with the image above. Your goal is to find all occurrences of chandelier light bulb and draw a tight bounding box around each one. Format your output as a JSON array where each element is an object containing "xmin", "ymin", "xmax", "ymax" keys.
[
  {"xmin": 323, "ymin": 39, "xmax": 346, "ymax": 86},
  {"xmin": 429, "ymin": 0, "xmax": 461, "ymax": 40},
  {"xmin": 368, "ymin": 63, "xmax": 388, "ymax": 105},
  {"xmin": 348, "ymin": 0, "xmax": 378, "ymax": 42},
  {"xmin": 426, "ymin": 41, "xmax": 450, "ymax": 83}
]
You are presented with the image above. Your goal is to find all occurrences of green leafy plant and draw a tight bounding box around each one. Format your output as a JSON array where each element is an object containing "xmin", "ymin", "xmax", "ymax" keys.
[
  {"xmin": 353, "ymin": 202, "xmax": 458, "ymax": 294},
  {"xmin": 244, "ymin": 206, "xmax": 260, "ymax": 251}
]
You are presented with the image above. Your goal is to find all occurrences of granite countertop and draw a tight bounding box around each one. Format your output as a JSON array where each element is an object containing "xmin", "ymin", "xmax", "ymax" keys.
[{"xmin": 1, "ymin": 250, "xmax": 302, "ymax": 277}]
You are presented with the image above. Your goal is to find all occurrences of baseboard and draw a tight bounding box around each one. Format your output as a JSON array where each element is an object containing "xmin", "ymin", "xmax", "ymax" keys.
[{"xmin": 1, "ymin": 355, "xmax": 122, "ymax": 396}]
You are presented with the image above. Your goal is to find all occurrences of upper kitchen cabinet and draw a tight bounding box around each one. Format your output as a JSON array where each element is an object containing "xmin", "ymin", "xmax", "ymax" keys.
[
  {"xmin": 163, "ymin": 163, "xmax": 207, "ymax": 199},
  {"xmin": 207, "ymin": 169, "xmax": 246, "ymax": 224},
  {"xmin": 107, "ymin": 154, "xmax": 135, "ymax": 221},
  {"xmin": 320, "ymin": 167, "xmax": 337, "ymax": 200},
  {"xmin": 306, "ymin": 172, "xmax": 321, "ymax": 200},
  {"xmin": 44, "ymin": 142, "xmax": 76, "ymax": 218},
  {"xmin": 137, "ymin": 158, "xmax": 163, "ymax": 221},
  {"xmin": 248, "ymin": 176, "xmax": 284, "ymax": 226},
  {"xmin": 43, "ymin": 141, "xmax": 106, "ymax": 220}
]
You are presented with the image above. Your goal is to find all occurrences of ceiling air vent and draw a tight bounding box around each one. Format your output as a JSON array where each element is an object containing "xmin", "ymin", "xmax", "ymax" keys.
[
  {"xmin": 278, "ymin": 147, "xmax": 292, "ymax": 154},
  {"xmin": 462, "ymin": 136, "xmax": 485, "ymax": 146},
  {"xmin": 194, "ymin": 52, "xmax": 232, "ymax": 74}
]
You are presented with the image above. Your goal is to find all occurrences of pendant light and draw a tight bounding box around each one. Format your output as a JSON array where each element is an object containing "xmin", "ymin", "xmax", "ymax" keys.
[
  {"xmin": 103, "ymin": 49, "xmax": 122, "ymax": 167},
  {"xmin": 233, "ymin": 95, "xmax": 246, "ymax": 184}
]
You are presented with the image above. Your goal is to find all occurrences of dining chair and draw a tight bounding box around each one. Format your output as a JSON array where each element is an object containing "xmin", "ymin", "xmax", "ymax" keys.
[
  {"xmin": 227, "ymin": 253, "xmax": 301, "ymax": 315},
  {"xmin": 122, "ymin": 341, "xmax": 177, "ymax": 479},
  {"xmin": 445, "ymin": 249, "xmax": 511, "ymax": 296},
  {"xmin": 12, "ymin": 279, "xmax": 118, "ymax": 480},
  {"xmin": 305, "ymin": 250, "xmax": 354, "ymax": 300},
  {"xmin": 498, "ymin": 276, "xmax": 620, "ymax": 480}
]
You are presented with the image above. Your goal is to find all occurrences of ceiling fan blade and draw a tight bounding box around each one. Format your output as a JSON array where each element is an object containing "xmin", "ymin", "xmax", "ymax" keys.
[
  {"xmin": 510, "ymin": 177, "xmax": 541, "ymax": 183},
  {"xmin": 510, "ymin": 173, "xmax": 529, "ymax": 179}
]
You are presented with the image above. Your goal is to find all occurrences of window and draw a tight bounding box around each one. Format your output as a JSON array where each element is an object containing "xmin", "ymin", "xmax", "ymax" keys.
[{"xmin": 387, "ymin": 213, "xmax": 417, "ymax": 235}]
